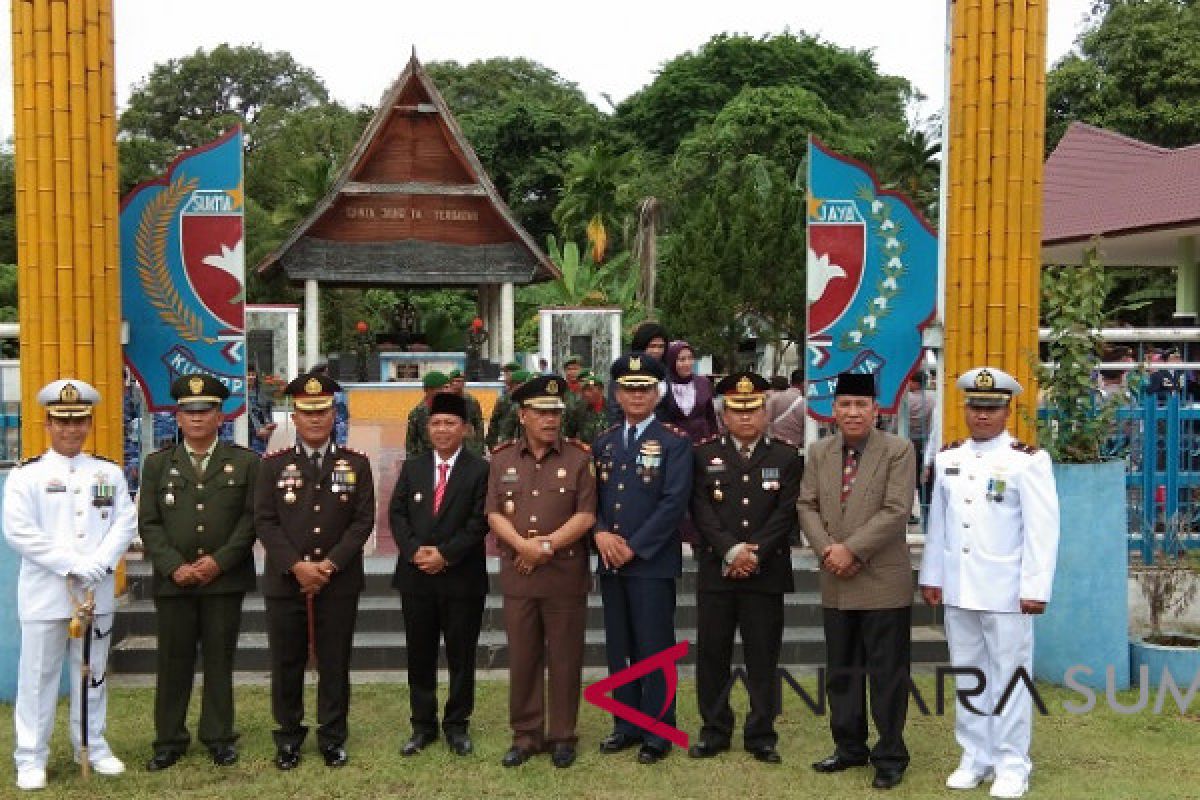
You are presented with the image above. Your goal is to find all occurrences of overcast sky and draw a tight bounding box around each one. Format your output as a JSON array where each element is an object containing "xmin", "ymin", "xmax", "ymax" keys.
[{"xmin": 1, "ymin": 0, "xmax": 1094, "ymax": 144}]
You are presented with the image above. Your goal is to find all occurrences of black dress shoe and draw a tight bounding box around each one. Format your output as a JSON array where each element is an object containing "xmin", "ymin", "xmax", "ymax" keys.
[
  {"xmin": 146, "ymin": 751, "xmax": 182, "ymax": 772},
  {"xmin": 872, "ymin": 767, "xmax": 905, "ymax": 789},
  {"xmin": 687, "ymin": 741, "xmax": 729, "ymax": 759},
  {"xmin": 598, "ymin": 732, "xmax": 641, "ymax": 753},
  {"xmin": 321, "ymin": 746, "xmax": 348, "ymax": 768},
  {"xmin": 551, "ymin": 744, "xmax": 576, "ymax": 768},
  {"xmin": 210, "ymin": 746, "xmax": 238, "ymax": 767},
  {"xmin": 637, "ymin": 744, "xmax": 668, "ymax": 765},
  {"xmin": 446, "ymin": 732, "xmax": 473, "ymax": 756},
  {"xmin": 402, "ymin": 731, "xmax": 437, "ymax": 756},
  {"xmin": 750, "ymin": 745, "xmax": 782, "ymax": 764},
  {"xmin": 501, "ymin": 746, "xmax": 534, "ymax": 768},
  {"xmin": 274, "ymin": 745, "xmax": 301, "ymax": 771},
  {"xmin": 812, "ymin": 753, "xmax": 869, "ymax": 773}
]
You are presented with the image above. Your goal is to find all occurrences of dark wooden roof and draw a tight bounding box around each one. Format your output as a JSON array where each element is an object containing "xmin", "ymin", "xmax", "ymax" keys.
[{"xmin": 256, "ymin": 52, "xmax": 559, "ymax": 287}]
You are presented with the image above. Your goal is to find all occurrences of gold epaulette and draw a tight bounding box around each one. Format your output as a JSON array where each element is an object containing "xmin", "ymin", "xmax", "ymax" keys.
[
  {"xmin": 18, "ymin": 454, "xmax": 42, "ymax": 467},
  {"xmin": 940, "ymin": 439, "xmax": 965, "ymax": 452},
  {"xmin": 661, "ymin": 422, "xmax": 688, "ymax": 439},
  {"xmin": 1011, "ymin": 440, "xmax": 1039, "ymax": 455}
]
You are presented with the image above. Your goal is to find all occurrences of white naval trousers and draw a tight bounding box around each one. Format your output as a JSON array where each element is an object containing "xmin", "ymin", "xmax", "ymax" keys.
[
  {"xmin": 13, "ymin": 615, "xmax": 115, "ymax": 771},
  {"xmin": 943, "ymin": 605, "xmax": 1034, "ymax": 781}
]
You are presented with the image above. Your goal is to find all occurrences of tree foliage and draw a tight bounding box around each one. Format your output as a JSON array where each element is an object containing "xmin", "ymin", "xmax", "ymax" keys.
[
  {"xmin": 426, "ymin": 58, "xmax": 603, "ymax": 242},
  {"xmin": 617, "ymin": 32, "xmax": 914, "ymax": 158},
  {"xmin": 1047, "ymin": 0, "xmax": 1200, "ymax": 150}
]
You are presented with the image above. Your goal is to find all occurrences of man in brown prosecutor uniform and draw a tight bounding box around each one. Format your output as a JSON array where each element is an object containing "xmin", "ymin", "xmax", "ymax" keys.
[
  {"xmin": 139, "ymin": 374, "xmax": 259, "ymax": 771},
  {"xmin": 486, "ymin": 375, "xmax": 596, "ymax": 769},
  {"xmin": 255, "ymin": 372, "xmax": 376, "ymax": 770},
  {"xmin": 797, "ymin": 371, "xmax": 915, "ymax": 790}
]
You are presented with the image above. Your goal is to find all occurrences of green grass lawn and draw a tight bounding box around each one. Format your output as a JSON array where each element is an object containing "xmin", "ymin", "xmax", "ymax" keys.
[{"xmin": 0, "ymin": 677, "xmax": 1196, "ymax": 799}]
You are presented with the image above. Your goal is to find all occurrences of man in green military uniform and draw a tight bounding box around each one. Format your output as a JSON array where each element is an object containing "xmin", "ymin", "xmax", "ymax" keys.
[
  {"xmin": 407, "ymin": 371, "xmax": 450, "ymax": 458},
  {"xmin": 448, "ymin": 370, "xmax": 486, "ymax": 454},
  {"xmin": 139, "ymin": 373, "xmax": 260, "ymax": 771},
  {"xmin": 564, "ymin": 371, "xmax": 609, "ymax": 445},
  {"xmin": 487, "ymin": 369, "xmax": 530, "ymax": 449}
]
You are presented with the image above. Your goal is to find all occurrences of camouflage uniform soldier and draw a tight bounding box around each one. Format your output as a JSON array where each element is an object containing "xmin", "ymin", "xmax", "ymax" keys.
[{"xmin": 406, "ymin": 372, "xmax": 450, "ymax": 459}]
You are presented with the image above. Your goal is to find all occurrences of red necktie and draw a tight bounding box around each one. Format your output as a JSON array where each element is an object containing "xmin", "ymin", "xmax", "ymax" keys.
[
  {"xmin": 433, "ymin": 462, "xmax": 449, "ymax": 514},
  {"xmin": 841, "ymin": 448, "xmax": 859, "ymax": 504}
]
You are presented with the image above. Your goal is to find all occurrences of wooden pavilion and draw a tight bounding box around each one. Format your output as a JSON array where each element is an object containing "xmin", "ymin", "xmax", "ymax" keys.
[{"xmin": 256, "ymin": 52, "xmax": 559, "ymax": 368}]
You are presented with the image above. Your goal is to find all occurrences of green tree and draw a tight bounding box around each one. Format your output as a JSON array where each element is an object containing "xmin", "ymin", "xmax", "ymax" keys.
[
  {"xmin": 425, "ymin": 58, "xmax": 603, "ymax": 241},
  {"xmin": 1046, "ymin": 0, "xmax": 1200, "ymax": 150},
  {"xmin": 119, "ymin": 44, "xmax": 331, "ymax": 189},
  {"xmin": 0, "ymin": 148, "xmax": 17, "ymax": 266},
  {"xmin": 657, "ymin": 85, "xmax": 862, "ymax": 365},
  {"xmin": 617, "ymin": 32, "xmax": 914, "ymax": 158},
  {"xmin": 552, "ymin": 143, "xmax": 643, "ymax": 260}
]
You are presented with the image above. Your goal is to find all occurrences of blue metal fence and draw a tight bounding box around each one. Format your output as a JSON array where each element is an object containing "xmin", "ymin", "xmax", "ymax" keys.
[{"xmin": 1104, "ymin": 394, "xmax": 1200, "ymax": 561}]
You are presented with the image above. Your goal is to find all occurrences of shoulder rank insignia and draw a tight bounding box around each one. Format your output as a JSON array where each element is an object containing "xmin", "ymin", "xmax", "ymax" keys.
[
  {"xmin": 661, "ymin": 422, "xmax": 687, "ymax": 438},
  {"xmin": 265, "ymin": 447, "xmax": 292, "ymax": 460},
  {"xmin": 694, "ymin": 434, "xmax": 718, "ymax": 448},
  {"xmin": 18, "ymin": 454, "xmax": 42, "ymax": 467},
  {"xmin": 565, "ymin": 437, "xmax": 591, "ymax": 453},
  {"xmin": 1011, "ymin": 440, "xmax": 1039, "ymax": 455},
  {"xmin": 940, "ymin": 439, "xmax": 965, "ymax": 452},
  {"xmin": 490, "ymin": 440, "xmax": 516, "ymax": 454}
]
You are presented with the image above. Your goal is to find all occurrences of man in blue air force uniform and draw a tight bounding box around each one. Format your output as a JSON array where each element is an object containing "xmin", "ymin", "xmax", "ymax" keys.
[{"xmin": 592, "ymin": 354, "xmax": 692, "ymax": 765}]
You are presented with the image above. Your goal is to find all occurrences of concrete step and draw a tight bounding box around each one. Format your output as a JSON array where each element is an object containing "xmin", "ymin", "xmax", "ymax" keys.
[
  {"xmin": 110, "ymin": 625, "xmax": 949, "ymax": 673},
  {"xmin": 114, "ymin": 589, "xmax": 943, "ymax": 638},
  {"xmin": 112, "ymin": 552, "xmax": 948, "ymax": 675}
]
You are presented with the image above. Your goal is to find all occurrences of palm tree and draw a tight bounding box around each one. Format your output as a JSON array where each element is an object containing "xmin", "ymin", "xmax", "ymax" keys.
[{"xmin": 553, "ymin": 143, "xmax": 639, "ymax": 262}]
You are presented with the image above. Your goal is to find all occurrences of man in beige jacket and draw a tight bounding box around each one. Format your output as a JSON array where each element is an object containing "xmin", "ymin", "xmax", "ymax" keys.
[{"xmin": 798, "ymin": 372, "xmax": 915, "ymax": 790}]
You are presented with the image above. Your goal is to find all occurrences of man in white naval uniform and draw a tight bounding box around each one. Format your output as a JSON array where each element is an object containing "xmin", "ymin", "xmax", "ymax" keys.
[
  {"xmin": 2, "ymin": 379, "xmax": 137, "ymax": 791},
  {"xmin": 918, "ymin": 367, "xmax": 1059, "ymax": 800}
]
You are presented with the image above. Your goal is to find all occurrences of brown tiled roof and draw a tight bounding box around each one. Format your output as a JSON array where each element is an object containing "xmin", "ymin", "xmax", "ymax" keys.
[{"xmin": 1043, "ymin": 122, "xmax": 1200, "ymax": 245}]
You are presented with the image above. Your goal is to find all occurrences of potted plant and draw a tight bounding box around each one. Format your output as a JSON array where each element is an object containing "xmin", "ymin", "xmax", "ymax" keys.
[
  {"xmin": 1130, "ymin": 513, "xmax": 1200, "ymax": 687},
  {"xmin": 1032, "ymin": 246, "xmax": 1131, "ymax": 690}
]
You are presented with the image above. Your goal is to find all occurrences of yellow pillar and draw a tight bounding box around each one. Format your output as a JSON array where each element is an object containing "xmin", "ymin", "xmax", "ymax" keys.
[
  {"xmin": 11, "ymin": 0, "xmax": 122, "ymax": 459},
  {"xmin": 944, "ymin": 0, "xmax": 1046, "ymax": 443}
]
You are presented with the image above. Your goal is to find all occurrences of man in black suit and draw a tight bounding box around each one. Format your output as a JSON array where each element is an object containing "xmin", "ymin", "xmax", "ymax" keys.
[
  {"xmin": 255, "ymin": 372, "xmax": 376, "ymax": 770},
  {"xmin": 389, "ymin": 392, "xmax": 490, "ymax": 757},
  {"xmin": 688, "ymin": 372, "xmax": 802, "ymax": 765}
]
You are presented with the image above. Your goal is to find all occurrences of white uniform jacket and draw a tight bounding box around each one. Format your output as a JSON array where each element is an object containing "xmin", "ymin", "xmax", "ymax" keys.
[
  {"xmin": 918, "ymin": 432, "xmax": 1059, "ymax": 612},
  {"xmin": 2, "ymin": 450, "xmax": 137, "ymax": 620}
]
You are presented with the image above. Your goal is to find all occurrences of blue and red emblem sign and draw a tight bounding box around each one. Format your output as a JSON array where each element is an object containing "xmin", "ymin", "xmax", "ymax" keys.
[
  {"xmin": 120, "ymin": 128, "xmax": 246, "ymax": 416},
  {"xmin": 805, "ymin": 137, "xmax": 937, "ymax": 421}
]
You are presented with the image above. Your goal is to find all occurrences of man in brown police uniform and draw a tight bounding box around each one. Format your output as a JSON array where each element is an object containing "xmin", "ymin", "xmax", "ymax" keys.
[
  {"xmin": 254, "ymin": 372, "xmax": 376, "ymax": 770},
  {"xmin": 486, "ymin": 374, "xmax": 597, "ymax": 769}
]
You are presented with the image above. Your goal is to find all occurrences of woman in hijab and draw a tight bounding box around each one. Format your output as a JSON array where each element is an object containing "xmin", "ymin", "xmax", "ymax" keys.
[{"xmin": 657, "ymin": 340, "xmax": 719, "ymax": 441}]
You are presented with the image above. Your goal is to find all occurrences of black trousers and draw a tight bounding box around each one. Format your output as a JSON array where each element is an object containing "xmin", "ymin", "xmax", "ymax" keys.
[
  {"xmin": 822, "ymin": 606, "xmax": 912, "ymax": 771},
  {"xmin": 264, "ymin": 591, "xmax": 360, "ymax": 750},
  {"xmin": 695, "ymin": 590, "xmax": 784, "ymax": 749},
  {"xmin": 152, "ymin": 592, "xmax": 245, "ymax": 753},
  {"xmin": 401, "ymin": 592, "xmax": 485, "ymax": 736}
]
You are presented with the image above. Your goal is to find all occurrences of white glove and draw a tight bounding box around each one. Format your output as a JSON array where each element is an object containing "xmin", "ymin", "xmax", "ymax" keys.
[{"xmin": 71, "ymin": 558, "xmax": 109, "ymax": 587}]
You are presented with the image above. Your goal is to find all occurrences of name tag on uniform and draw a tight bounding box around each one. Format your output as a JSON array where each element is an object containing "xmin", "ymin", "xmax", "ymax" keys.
[
  {"xmin": 501, "ymin": 467, "xmax": 519, "ymax": 484},
  {"xmin": 761, "ymin": 467, "xmax": 780, "ymax": 491},
  {"xmin": 945, "ymin": 465, "xmax": 960, "ymax": 476},
  {"xmin": 45, "ymin": 479, "xmax": 67, "ymax": 493},
  {"xmin": 705, "ymin": 457, "xmax": 726, "ymax": 474}
]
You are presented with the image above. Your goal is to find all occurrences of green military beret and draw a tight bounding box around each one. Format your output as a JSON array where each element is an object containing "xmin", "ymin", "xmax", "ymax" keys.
[{"xmin": 423, "ymin": 371, "xmax": 450, "ymax": 389}]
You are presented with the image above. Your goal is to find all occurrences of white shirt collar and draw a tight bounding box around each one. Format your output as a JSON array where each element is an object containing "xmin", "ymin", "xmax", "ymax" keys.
[
  {"xmin": 623, "ymin": 416, "xmax": 654, "ymax": 440},
  {"xmin": 434, "ymin": 447, "xmax": 462, "ymax": 471}
]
